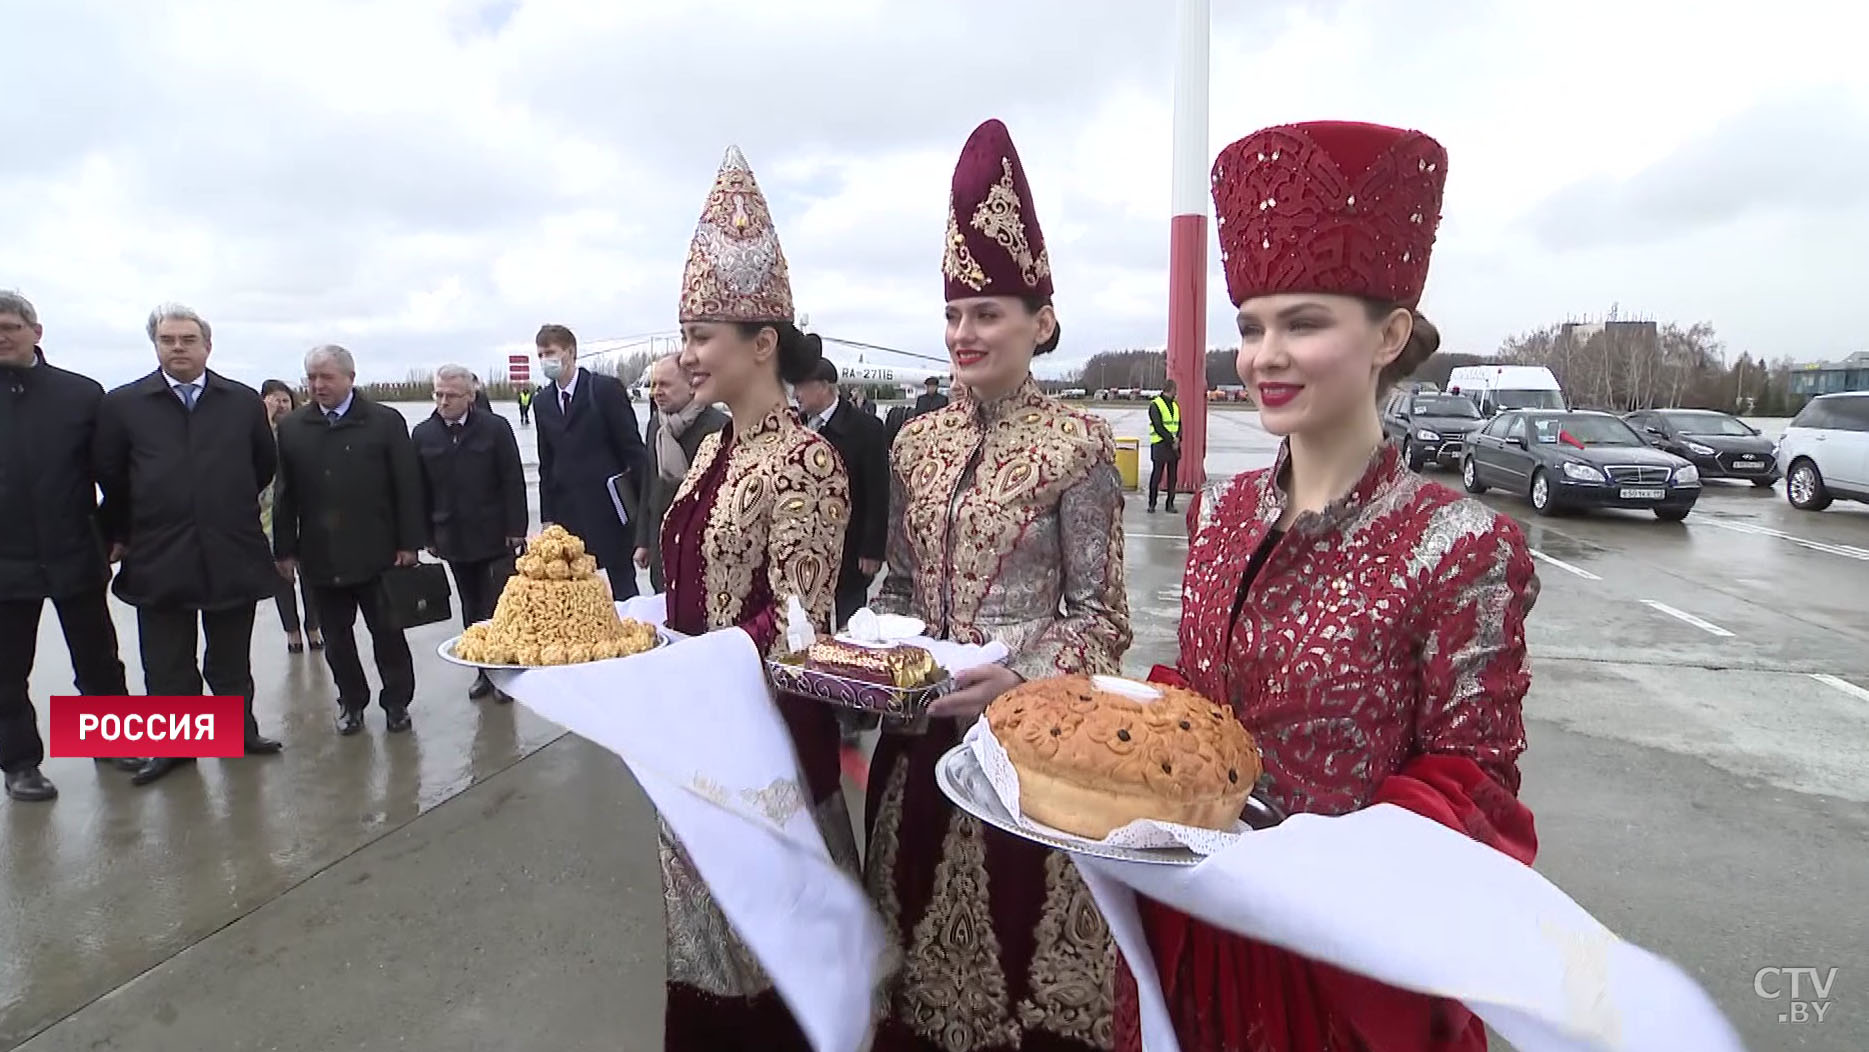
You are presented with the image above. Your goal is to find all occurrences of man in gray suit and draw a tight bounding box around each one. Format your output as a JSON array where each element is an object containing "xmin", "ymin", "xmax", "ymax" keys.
[{"xmin": 633, "ymin": 353, "xmax": 727, "ymax": 593}]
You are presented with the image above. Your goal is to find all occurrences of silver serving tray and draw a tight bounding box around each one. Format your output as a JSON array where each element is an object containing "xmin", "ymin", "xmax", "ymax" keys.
[
  {"xmin": 766, "ymin": 659, "xmax": 956, "ymax": 720},
  {"xmin": 437, "ymin": 625, "xmax": 676, "ymax": 671},
  {"xmin": 934, "ymin": 743, "xmax": 1206, "ymax": 867}
]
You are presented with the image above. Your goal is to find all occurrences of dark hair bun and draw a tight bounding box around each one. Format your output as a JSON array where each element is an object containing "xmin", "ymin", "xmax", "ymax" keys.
[
  {"xmin": 1035, "ymin": 320, "xmax": 1062, "ymax": 356},
  {"xmin": 1379, "ymin": 310, "xmax": 1441, "ymax": 390},
  {"xmin": 776, "ymin": 323, "xmax": 824, "ymax": 385}
]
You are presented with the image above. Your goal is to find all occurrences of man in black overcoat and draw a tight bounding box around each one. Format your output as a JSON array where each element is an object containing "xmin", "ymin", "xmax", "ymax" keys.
[
  {"xmin": 413, "ymin": 364, "xmax": 527, "ymax": 700},
  {"xmin": 274, "ymin": 344, "xmax": 425, "ymax": 736},
  {"xmin": 94, "ymin": 303, "xmax": 284, "ymax": 786},
  {"xmin": 0, "ymin": 292, "xmax": 133, "ymax": 801}
]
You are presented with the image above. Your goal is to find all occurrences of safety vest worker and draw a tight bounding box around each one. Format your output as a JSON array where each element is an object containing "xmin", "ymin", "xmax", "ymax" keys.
[{"xmin": 1149, "ymin": 388, "xmax": 1181, "ymax": 448}]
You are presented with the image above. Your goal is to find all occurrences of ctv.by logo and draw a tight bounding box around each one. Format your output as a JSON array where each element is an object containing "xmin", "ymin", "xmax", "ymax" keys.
[{"xmin": 1754, "ymin": 966, "xmax": 1837, "ymax": 1024}]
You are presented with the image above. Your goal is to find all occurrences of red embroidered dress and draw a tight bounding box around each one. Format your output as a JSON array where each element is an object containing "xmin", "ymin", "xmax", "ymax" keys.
[
  {"xmin": 1114, "ymin": 442, "xmax": 1540, "ymax": 1052},
  {"xmin": 1113, "ymin": 120, "xmax": 1542, "ymax": 1052}
]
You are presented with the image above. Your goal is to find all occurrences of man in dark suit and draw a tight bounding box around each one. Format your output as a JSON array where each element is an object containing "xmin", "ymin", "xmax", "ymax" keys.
[
  {"xmin": 274, "ymin": 344, "xmax": 425, "ymax": 736},
  {"xmin": 911, "ymin": 375, "xmax": 949, "ymax": 417},
  {"xmin": 634, "ymin": 353, "xmax": 727, "ymax": 593},
  {"xmin": 1, "ymin": 292, "xmax": 133, "ymax": 802},
  {"xmin": 94, "ymin": 303, "xmax": 284, "ymax": 786},
  {"xmin": 413, "ymin": 364, "xmax": 527, "ymax": 700},
  {"xmin": 533, "ymin": 324, "xmax": 648, "ymax": 599},
  {"xmin": 793, "ymin": 360, "xmax": 889, "ymax": 627}
]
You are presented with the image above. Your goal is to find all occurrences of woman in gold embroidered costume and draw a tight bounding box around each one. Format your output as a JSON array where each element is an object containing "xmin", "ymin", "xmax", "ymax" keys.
[
  {"xmin": 865, "ymin": 119, "xmax": 1133, "ymax": 1052},
  {"xmin": 657, "ymin": 145, "xmax": 854, "ymax": 1051}
]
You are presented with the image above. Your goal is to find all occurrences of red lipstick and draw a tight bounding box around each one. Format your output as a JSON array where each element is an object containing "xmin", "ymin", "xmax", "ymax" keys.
[
  {"xmin": 954, "ymin": 349, "xmax": 986, "ymax": 367},
  {"xmin": 1257, "ymin": 383, "xmax": 1302, "ymax": 408}
]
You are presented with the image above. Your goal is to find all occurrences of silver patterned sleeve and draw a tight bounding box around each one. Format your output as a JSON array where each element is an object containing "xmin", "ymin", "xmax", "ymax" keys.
[{"xmin": 1006, "ymin": 460, "xmax": 1132, "ymax": 680}]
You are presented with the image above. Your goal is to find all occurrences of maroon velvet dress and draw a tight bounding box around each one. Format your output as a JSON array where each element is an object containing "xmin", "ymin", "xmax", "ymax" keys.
[
  {"xmin": 657, "ymin": 406, "xmax": 857, "ymax": 1051},
  {"xmin": 866, "ymin": 381, "xmax": 1133, "ymax": 1052},
  {"xmin": 1111, "ymin": 442, "xmax": 1542, "ymax": 1052}
]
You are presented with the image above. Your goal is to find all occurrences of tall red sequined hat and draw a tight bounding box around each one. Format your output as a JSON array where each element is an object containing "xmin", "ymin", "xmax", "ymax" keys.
[
  {"xmin": 1211, "ymin": 121, "xmax": 1446, "ymax": 308},
  {"xmin": 680, "ymin": 145, "xmax": 795, "ymax": 323},
  {"xmin": 941, "ymin": 119, "xmax": 1054, "ymax": 302}
]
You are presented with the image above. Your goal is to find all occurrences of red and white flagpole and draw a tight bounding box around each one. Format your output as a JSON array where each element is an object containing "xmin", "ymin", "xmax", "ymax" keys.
[{"xmin": 1167, "ymin": 0, "xmax": 1210, "ymax": 510}]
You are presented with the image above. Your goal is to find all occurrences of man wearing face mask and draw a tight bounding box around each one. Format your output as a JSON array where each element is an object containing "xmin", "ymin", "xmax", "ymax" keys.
[
  {"xmin": 533, "ymin": 324, "xmax": 648, "ymax": 599},
  {"xmin": 633, "ymin": 353, "xmax": 726, "ymax": 594}
]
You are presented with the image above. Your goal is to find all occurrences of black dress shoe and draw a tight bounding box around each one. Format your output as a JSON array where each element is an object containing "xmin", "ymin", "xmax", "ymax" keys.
[
  {"xmin": 468, "ymin": 672, "xmax": 494, "ymax": 699},
  {"xmin": 245, "ymin": 734, "xmax": 283, "ymax": 755},
  {"xmin": 336, "ymin": 710, "xmax": 365, "ymax": 736},
  {"xmin": 130, "ymin": 757, "xmax": 195, "ymax": 787},
  {"xmin": 385, "ymin": 708, "xmax": 413, "ymax": 733},
  {"xmin": 5, "ymin": 767, "xmax": 58, "ymax": 801},
  {"xmin": 95, "ymin": 757, "xmax": 144, "ymax": 772}
]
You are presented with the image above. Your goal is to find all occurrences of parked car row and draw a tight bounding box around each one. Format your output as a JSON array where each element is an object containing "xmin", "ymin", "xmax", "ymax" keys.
[{"xmin": 1393, "ymin": 392, "xmax": 1869, "ymax": 521}]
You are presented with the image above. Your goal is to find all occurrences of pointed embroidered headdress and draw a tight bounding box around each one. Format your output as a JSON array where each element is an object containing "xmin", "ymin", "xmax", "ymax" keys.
[
  {"xmin": 1211, "ymin": 120, "xmax": 1447, "ymax": 308},
  {"xmin": 679, "ymin": 145, "xmax": 795, "ymax": 323},
  {"xmin": 941, "ymin": 119, "xmax": 1054, "ymax": 303}
]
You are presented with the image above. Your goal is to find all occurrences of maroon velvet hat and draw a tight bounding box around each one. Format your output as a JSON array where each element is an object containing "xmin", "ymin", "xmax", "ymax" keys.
[
  {"xmin": 941, "ymin": 119, "xmax": 1054, "ymax": 303},
  {"xmin": 1211, "ymin": 121, "xmax": 1447, "ymax": 308}
]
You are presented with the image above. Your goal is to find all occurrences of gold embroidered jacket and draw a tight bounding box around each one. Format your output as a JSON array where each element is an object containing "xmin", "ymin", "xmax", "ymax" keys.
[
  {"xmin": 663, "ymin": 405, "xmax": 848, "ymax": 657},
  {"xmin": 876, "ymin": 377, "xmax": 1131, "ymax": 680}
]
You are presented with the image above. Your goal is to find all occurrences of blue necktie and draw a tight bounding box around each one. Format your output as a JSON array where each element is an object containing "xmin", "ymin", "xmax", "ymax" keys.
[{"xmin": 177, "ymin": 384, "xmax": 198, "ymax": 411}]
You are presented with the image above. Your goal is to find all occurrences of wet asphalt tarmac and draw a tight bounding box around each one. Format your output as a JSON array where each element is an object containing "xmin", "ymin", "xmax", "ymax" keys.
[{"xmin": 3, "ymin": 402, "xmax": 1865, "ymax": 1051}]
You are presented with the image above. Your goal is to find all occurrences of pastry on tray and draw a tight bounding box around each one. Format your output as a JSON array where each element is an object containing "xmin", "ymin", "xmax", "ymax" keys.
[
  {"xmin": 453, "ymin": 525, "xmax": 659, "ymax": 666},
  {"xmin": 985, "ymin": 673, "xmax": 1261, "ymax": 838},
  {"xmin": 803, "ymin": 639, "xmax": 941, "ymax": 688}
]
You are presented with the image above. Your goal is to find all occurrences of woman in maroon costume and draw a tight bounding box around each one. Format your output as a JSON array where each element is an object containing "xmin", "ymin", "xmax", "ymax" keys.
[
  {"xmin": 656, "ymin": 145, "xmax": 854, "ymax": 1051},
  {"xmin": 1112, "ymin": 121, "xmax": 1542, "ymax": 1052},
  {"xmin": 865, "ymin": 119, "xmax": 1132, "ymax": 1052}
]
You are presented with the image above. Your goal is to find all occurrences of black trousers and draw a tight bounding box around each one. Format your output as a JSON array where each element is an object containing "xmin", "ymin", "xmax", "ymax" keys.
[
  {"xmin": 1149, "ymin": 448, "xmax": 1180, "ymax": 507},
  {"xmin": 271, "ymin": 568, "xmax": 320, "ymax": 635},
  {"xmin": 310, "ymin": 580, "xmax": 415, "ymax": 713},
  {"xmin": 0, "ymin": 590, "xmax": 129, "ymax": 774},
  {"xmin": 449, "ymin": 558, "xmax": 499, "ymax": 628},
  {"xmin": 135, "ymin": 604, "xmax": 263, "ymax": 740}
]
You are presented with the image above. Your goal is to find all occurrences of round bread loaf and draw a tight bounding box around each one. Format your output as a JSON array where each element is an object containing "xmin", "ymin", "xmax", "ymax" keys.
[{"xmin": 985, "ymin": 674, "xmax": 1260, "ymax": 838}]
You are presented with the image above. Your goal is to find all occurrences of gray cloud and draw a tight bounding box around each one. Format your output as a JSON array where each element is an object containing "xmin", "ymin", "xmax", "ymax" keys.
[{"xmin": 1524, "ymin": 91, "xmax": 1869, "ymax": 252}]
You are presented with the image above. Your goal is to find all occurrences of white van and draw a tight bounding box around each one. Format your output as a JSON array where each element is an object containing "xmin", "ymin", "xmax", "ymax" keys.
[{"xmin": 1446, "ymin": 365, "xmax": 1566, "ymax": 417}]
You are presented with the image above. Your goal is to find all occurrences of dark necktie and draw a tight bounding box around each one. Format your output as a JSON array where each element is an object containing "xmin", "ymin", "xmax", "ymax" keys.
[
  {"xmin": 447, "ymin": 420, "xmax": 464, "ymax": 443},
  {"xmin": 561, "ymin": 389, "xmax": 572, "ymax": 415}
]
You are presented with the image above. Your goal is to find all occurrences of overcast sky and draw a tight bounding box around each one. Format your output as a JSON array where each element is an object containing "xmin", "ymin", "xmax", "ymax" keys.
[{"xmin": 9, "ymin": 0, "xmax": 1867, "ymax": 388}]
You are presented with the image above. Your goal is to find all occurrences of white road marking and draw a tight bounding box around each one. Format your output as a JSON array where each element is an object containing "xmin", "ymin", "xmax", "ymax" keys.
[
  {"xmin": 1696, "ymin": 520, "xmax": 1869, "ymax": 562},
  {"xmin": 1810, "ymin": 674, "xmax": 1869, "ymax": 704},
  {"xmin": 1529, "ymin": 549, "xmax": 1602, "ymax": 581},
  {"xmin": 1640, "ymin": 600, "xmax": 1736, "ymax": 638},
  {"xmin": 1129, "ymin": 532, "xmax": 1190, "ymax": 541}
]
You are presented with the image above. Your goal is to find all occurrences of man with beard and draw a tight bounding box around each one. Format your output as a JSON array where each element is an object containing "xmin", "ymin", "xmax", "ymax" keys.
[
  {"xmin": 633, "ymin": 353, "xmax": 726, "ymax": 594},
  {"xmin": 95, "ymin": 303, "xmax": 284, "ymax": 786},
  {"xmin": 0, "ymin": 291, "xmax": 134, "ymax": 801}
]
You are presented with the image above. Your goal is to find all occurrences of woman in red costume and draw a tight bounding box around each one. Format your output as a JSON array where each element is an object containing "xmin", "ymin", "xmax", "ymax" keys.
[
  {"xmin": 658, "ymin": 145, "xmax": 854, "ymax": 1051},
  {"xmin": 865, "ymin": 118, "xmax": 1132, "ymax": 1052},
  {"xmin": 1112, "ymin": 121, "xmax": 1543, "ymax": 1052}
]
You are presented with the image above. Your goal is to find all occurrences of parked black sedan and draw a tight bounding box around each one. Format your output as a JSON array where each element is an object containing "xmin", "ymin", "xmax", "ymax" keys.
[
  {"xmin": 1461, "ymin": 410, "xmax": 1702, "ymax": 520},
  {"xmin": 1381, "ymin": 390, "xmax": 1485, "ymax": 471},
  {"xmin": 1622, "ymin": 408, "xmax": 1780, "ymax": 487}
]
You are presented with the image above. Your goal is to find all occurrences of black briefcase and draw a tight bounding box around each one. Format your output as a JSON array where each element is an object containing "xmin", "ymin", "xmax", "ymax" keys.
[{"xmin": 374, "ymin": 562, "xmax": 454, "ymax": 630}]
